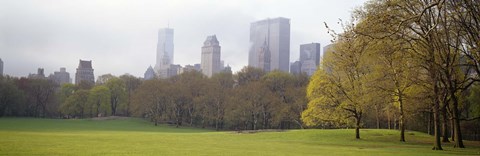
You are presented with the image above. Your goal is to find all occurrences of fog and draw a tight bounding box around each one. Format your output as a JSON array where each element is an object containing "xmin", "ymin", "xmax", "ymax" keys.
[{"xmin": 0, "ymin": 0, "xmax": 367, "ymax": 78}]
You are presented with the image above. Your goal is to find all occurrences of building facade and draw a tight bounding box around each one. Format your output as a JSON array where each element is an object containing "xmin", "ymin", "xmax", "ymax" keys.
[
  {"xmin": 75, "ymin": 60, "xmax": 95, "ymax": 84},
  {"xmin": 51, "ymin": 67, "xmax": 71, "ymax": 85},
  {"xmin": 154, "ymin": 28, "xmax": 174, "ymax": 78},
  {"xmin": 249, "ymin": 17, "xmax": 290, "ymax": 72},
  {"xmin": 201, "ymin": 35, "xmax": 221, "ymax": 77}
]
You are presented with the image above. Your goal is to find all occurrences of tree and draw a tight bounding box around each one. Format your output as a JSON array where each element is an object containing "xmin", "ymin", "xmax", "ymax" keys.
[
  {"xmin": 27, "ymin": 79, "xmax": 56, "ymax": 117},
  {"xmin": 0, "ymin": 76, "xmax": 26, "ymax": 116},
  {"xmin": 303, "ymin": 24, "xmax": 373, "ymax": 139},
  {"xmin": 171, "ymin": 71, "xmax": 207, "ymax": 126},
  {"xmin": 235, "ymin": 81, "xmax": 273, "ymax": 130},
  {"xmin": 58, "ymin": 83, "xmax": 76, "ymax": 104},
  {"xmin": 132, "ymin": 79, "xmax": 170, "ymax": 126},
  {"xmin": 88, "ymin": 85, "xmax": 110, "ymax": 117},
  {"xmin": 96, "ymin": 74, "xmax": 115, "ymax": 85},
  {"xmin": 60, "ymin": 89, "xmax": 90, "ymax": 118},
  {"xmin": 354, "ymin": 0, "xmax": 453, "ymax": 149},
  {"xmin": 105, "ymin": 77, "xmax": 126, "ymax": 116},
  {"xmin": 119, "ymin": 74, "xmax": 142, "ymax": 116},
  {"xmin": 209, "ymin": 71, "xmax": 234, "ymax": 130},
  {"xmin": 236, "ymin": 66, "xmax": 265, "ymax": 86}
]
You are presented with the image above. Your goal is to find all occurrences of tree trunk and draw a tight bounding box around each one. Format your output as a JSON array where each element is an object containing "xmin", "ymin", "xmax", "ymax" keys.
[
  {"xmin": 451, "ymin": 117, "xmax": 455, "ymax": 141},
  {"xmin": 452, "ymin": 97, "xmax": 465, "ymax": 148},
  {"xmin": 442, "ymin": 106, "xmax": 450, "ymax": 142},
  {"xmin": 355, "ymin": 116, "xmax": 361, "ymax": 139},
  {"xmin": 398, "ymin": 92, "xmax": 405, "ymax": 142},
  {"xmin": 375, "ymin": 104, "xmax": 380, "ymax": 129},
  {"xmin": 432, "ymin": 83, "xmax": 443, "ymax": 150},
  {"xmin": 393, "ymin": 114, "xmax": 397, "ymax": 130},
  {"xmin": 388, "ymin": 110, "xmax": 391, "ymax": 130},
  {"xmin": 427, "ymin": 112, "xmax": 431, "ymax": 135}
]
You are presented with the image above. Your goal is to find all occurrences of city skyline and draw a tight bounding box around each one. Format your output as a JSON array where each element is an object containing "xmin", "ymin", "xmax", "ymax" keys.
[{"xmin": 0, "ymin": 0, "xmax": 367, "ymax": 78}]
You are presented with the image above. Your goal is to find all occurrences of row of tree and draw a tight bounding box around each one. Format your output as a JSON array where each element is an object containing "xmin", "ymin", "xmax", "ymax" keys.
[
  {"xmin": 0, "ymin": 74, "xmax": 142, "ymax": 118},
  {"xmin": 302, "ymin": 0, "xmax": 480, "ymax": 150},
  {"xmin": 0, "ymin": 68, "xmax": 309, "ymax": 131},
  {"xmin": 132, "ymin": 68, "xmax": 308, "ymax": 130}
]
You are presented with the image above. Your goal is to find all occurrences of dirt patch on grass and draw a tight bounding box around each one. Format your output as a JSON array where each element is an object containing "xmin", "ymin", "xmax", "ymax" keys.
[
  {"xmin": 88, "ymin": 116, "xmax": 130, "ymax": 121},
  {"xmin": 234, "ymin": 129, "xmax": 286, "ymax": 134}
]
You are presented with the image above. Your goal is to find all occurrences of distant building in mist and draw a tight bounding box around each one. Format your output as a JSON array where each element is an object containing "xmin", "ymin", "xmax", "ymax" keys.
[
  {"xmin": 0, "ymin": 58, "xmax": 3, "ymax": 76},
  {"xmin": 28, "ymin": 68, "xmax": 46, "ymax": 79},
  {"xmin": 182, "ymin": 64, "xmax": 202, "ymax": 73},
  {"xmin": 223, "ymin": 65, "xmax": 232, "ymax": 74},
  {"xmin": 298, "ymin": 43, "xmax": 321, "ymax": 76},
  {"xmin": 50, "ymin": 67, "xmax": 71, "ymax": 85},
  {"xmin": 323, "ymin": 44, "xmax": 335, "ymax": 73},
  {"xmin": 144, "ymin": 65, "xmax": 155, "ymax": 80},
  {"xmin": 323, "ymin": 44, "xmax": 334, "ymax": 58},
  {"xmin": 154, "ymin": 28, "xmax": 174, "ymax": 78},
  {"xmin": 201, "ymin": 35, "xmax": 222, "ymax": 77},
  {"xmin": 249, "ymin": 17, "xmax": 290, "ymax": 72},
  {"xmin": 75, "ymin": 60, "xmax": 95, "ymax": 84},
  {"xmin": 167, "ymin": 64, "xmax": 182, "ymax": 77},
  {"xmin": 290, "ymin": 61, "xmax": 302, "ymax": 75}
]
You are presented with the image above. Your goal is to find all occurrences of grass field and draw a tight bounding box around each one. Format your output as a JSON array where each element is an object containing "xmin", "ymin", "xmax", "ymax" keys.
[{"xmin": 0, "ymin": 118, "xmax": 479, "ymax": 155}]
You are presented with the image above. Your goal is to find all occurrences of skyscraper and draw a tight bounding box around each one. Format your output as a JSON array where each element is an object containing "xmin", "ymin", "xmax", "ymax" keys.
[
  {"xmin": 154, "ymin": 28, "xmax": 174, "ymax": 78},
  {"xmin": 249, "ymin": 17, "xmax": 290, "ymax": 72},
  {"xmin": 299, "ymin": 43, "xmax": 321, "ymax": 76},
  {"xmin": 75, "ymin": 60, "xmax": 95, "ymax": 84},
  {"xmin": 201, "ymin": 35, "xmax": 221, "ymax": 77},
  {"xmin": 0, "ymin": 58, "xmax": 3, "ymax": 76}
]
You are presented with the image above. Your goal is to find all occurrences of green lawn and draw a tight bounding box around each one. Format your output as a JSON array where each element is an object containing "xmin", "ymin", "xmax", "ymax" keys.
[{"xmin": 0, "ymin": 118, "xmax": 479, "ymax": 155}]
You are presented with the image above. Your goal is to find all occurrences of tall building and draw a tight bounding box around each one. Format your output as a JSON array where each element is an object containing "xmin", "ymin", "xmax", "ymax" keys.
[
  {"xmin": 51, "ymin": 67, "xmax": 71, "ymax": 85},
  {"xmin": 144, "ymin": 66, "xmax": 155, "ymax": 80},
  {"xmin": 249, "ymin": 17, "xmax": 290, "ymax": 72},
  {"xmin": 0, "ymin": 58, "xmax": 3, "ymax": 76},
  {"xmin": 75, "ymin": 60, "xmax": 95, "ymax": 84},
  {"xmin": 299, "ymin": 43, "xmax": 321, "ymax": 76},
  {"xmin": 201, "ymin": 35, "xmax": 221, "ymax": 77},
  {"xmin": 154, "ymin": 28, "xmax": 174, "ymax": 78}
]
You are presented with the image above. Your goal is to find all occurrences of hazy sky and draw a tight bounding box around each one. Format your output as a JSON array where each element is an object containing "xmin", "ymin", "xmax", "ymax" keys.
[{"xmin": 0, "ymin": 0, "xmax": 367, "ymax": 79}]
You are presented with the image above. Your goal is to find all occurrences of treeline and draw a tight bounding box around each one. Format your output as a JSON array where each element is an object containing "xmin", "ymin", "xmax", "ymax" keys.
[
  {"xmin": 302, "ymin": 0, "xmax": 480, "ymax": 149},
  {"xmin": 132, "ymin": 68, "xmax": 308, "ymax": 130},
  {"xmin": 0, "ymin": 67, "xmax": 308, "ymax": 131},
  {"xmin": 0, "ymin": 74, "xmax": 142, "ymax": 118}
]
